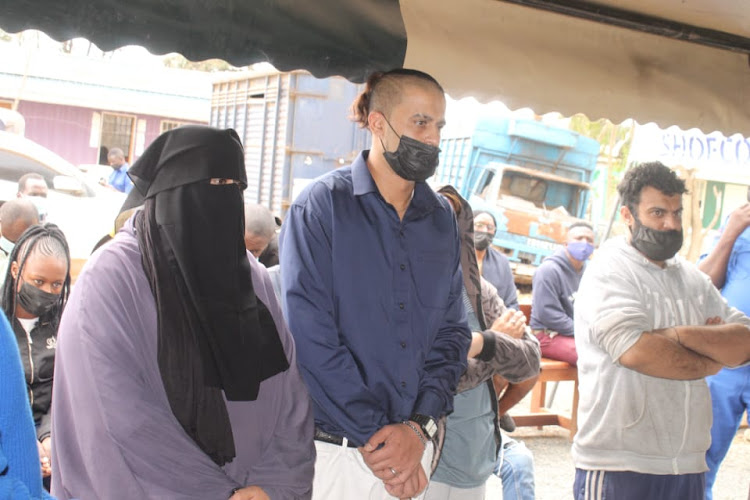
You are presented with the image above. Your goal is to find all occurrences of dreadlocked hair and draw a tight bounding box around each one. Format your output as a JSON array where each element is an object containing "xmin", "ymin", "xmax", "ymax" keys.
[{"xmin": 1, "ymin": 223, "xmax": 71, "ymax": 328}]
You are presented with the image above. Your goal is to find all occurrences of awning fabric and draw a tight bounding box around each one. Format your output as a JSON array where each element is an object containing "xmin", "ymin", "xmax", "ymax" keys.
[{"xmin": 2, "ymin": 0, "xmax": 749, "ymax": 134}]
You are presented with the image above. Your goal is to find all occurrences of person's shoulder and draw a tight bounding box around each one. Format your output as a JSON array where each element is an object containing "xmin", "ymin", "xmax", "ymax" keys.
[
  {"xmin": 488, "ymin": 246, "xmax": 510, "ymax": 264},
  {"xmin": 432, "ymin": 189, "xmax": 454, "ymax": 215},
  {"xmin": 77, "ymin": 222, "xmax": 142, "ymax": 290},
  {"xmin": 290, "ymin": 167, "xmax": 353, "ymax": 211},
  {"xmin": 672, "ymin": 257, "xmax": 715, "ymax": 286},
  {"xmin": 580, "ymin": 238, "xmax": 646, "ymax": 296},
  {"xmin": 426, "ymin": 193, "xmax": 459, "ymax": 233},
  {"xmin": 588, "ymin": 237, "xmax": 630, "ymax": 267},
  {"xmin": 533, "ymin": 257, "xmax": 556, "ymax": 277}
]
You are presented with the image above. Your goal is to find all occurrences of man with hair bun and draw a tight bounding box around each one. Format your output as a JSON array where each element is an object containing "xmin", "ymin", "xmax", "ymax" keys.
[
  {"xmin": 573, "ymin": 161, "xmax": 750, "ymax": 500},
  {"xmin": 281, "ymin": 69, "xmax": 471, "ymax": 499}
]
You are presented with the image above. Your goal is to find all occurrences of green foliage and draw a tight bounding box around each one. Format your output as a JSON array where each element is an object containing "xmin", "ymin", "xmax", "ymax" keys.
[
  {"xmin": 569, "ymin": 115, "xmax": 633, "ymax": 174},
  {"xmin": 569, "ymin": 114, "xmax": 636, "ymax": 225}
]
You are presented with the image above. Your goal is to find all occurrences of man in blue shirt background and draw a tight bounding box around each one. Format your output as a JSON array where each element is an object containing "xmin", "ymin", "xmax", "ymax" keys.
[
  {"xmin": 280, "ymin": 69, "xmax": 471, "ymax": 500},
  {"xmin": 101, "ymin": 148, "xmax": 133, "ymax": 194},
  {"xmin": 697, "ymin": 202, "xmax": 750, "ymax": 500}
]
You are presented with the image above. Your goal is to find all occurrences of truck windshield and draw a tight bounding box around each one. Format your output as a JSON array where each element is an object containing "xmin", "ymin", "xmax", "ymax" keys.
[
  {"xmin": 501, "ymin": 172, "xmax": 547, "ymax": 203},
  {"xmin": 473, "ymin": 167, "xmax": 581, "ymax": 215}
]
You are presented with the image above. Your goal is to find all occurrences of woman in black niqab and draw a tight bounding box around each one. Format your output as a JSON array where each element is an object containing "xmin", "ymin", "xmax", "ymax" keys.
[{"xmin": 127, "ymin": 126, "xmax": 289, "ymax": 466}]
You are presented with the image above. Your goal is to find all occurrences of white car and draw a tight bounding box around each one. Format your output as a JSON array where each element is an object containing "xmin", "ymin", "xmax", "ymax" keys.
[{"xmin": 0, "ymin": 131, "xmax": 126, "ymax": 260}]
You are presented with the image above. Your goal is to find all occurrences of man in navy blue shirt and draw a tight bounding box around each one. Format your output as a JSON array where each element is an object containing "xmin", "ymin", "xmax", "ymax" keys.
[{"xmin": 280, "ymin": 69, "xmax": 471, "ymax": 500}]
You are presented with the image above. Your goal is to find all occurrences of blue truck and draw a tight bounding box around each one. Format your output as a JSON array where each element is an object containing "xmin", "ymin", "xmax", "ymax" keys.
[{"xmin": 434, "ymin": 116, "xmax": 600, "ymax": 284}]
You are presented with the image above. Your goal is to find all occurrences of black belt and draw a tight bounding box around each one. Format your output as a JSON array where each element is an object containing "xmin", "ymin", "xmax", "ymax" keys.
[{"xmin": 314, "ymin": 428, "xmax": 358, "ymax": 448}]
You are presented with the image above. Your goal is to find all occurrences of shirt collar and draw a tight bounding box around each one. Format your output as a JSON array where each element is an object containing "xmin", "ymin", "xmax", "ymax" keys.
[
  {"xmin": 352, "ymin": 151, "xmax": 377, "ymax": 196},
  {"xmin": 351, "ymin": 150, "xmax": 445, "ymax": 216}
]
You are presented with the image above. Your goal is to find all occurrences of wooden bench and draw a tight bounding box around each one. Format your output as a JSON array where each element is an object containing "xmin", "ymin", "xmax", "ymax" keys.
[{"xmin": 513, "ymin": 357, "xmax": 579, "ymax": 439}]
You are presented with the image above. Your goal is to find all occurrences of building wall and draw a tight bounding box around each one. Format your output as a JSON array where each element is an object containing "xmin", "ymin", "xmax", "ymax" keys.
[
  {"xmin": 15, "ymin": 100, "xmax": 207, "ymax": 166},
  {"xmin": 17, "ymin": 101, "xmax": 97, "ymax": 165}
]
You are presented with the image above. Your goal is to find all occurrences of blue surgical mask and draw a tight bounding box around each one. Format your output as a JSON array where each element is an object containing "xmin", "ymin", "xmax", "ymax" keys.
[
  {"xmin": 567, "ymin": 241, "xmax": 594, "ymax": 261},
  {"xmin": 0, "ymin": 236, "xmax": 14, "ymax": 256}
]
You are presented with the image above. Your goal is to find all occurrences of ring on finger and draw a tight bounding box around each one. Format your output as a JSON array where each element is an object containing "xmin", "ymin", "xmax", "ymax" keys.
[{"xmin": 389, "ymin": 467, "xmax": 397, "ymax": 476}]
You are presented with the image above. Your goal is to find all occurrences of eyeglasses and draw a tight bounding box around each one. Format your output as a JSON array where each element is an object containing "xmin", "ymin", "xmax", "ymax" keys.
[{"xmin": 474, "ymin": 222, "xmax": 496, "ymax": 232}]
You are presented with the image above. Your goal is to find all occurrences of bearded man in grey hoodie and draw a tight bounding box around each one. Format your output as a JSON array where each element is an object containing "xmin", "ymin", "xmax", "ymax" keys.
[{"xmin": 572, "ymin": 161, "xmax": 750, "ymax": 500}]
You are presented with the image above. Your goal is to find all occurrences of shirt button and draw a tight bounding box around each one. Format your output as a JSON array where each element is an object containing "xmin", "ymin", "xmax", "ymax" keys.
[
  {"xmin": 400, "ymin": 264, "xmax": 406, "ymax": 270},
  {"xmin": 399, "ymin": 302, "xmax": 405, "ymax": 310},
  {"xmin": 400, "ymin": 341, "xmax": 406, "ymax": 348},
  {"xmin": 401, "ymin": 381, "xmax": 407, "ymax": 388}
]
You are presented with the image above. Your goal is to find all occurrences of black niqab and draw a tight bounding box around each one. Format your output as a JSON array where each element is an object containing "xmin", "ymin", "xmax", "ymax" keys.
[{"xmin": 129, "ymin": 126, "xmax": 289, "ymax": 465}]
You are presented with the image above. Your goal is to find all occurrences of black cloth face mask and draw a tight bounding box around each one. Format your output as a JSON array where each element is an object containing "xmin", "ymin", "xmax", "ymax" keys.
[
  {"xmin": 17, "ymin": 281, "xmax": 59, "ymax": 317},
  {"xmin": 474, "ymin": 232, "xmax": 494, "ymax": 251},
  {"xmin": 630, "ymin": 213, "xmax": 683, "ymax": 262},
  {"xmin": 380, "ymin": 118, "xmax": 440, "ymax": 182}
]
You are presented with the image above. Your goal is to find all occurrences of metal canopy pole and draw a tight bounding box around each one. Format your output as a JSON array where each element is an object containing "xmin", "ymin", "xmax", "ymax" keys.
[{"xmin": 499, "ymin": 0, "xmax": 750, "ymax": 55}]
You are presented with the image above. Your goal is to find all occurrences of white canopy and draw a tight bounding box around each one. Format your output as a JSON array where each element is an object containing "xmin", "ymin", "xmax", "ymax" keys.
[{"xmin": 403, "ymin": 0, "xmax": 750, "ymax": 135}]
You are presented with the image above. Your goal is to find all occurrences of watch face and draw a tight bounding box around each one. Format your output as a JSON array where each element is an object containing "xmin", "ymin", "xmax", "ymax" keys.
[
  {"xmin": 413, "ymin": 414, "xmax": 437, "ymax": 438},
  {"xmin": 423, "ymin": 419, "xmax": 437, "ymax": 438}
]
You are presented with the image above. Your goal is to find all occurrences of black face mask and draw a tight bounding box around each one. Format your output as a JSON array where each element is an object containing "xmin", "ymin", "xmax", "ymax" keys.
[
  {"xmin": 17, "ymin": 281, "xmax": 59, "ymax": 317},
  {"xmin": 380, "ymin": 119, "xmax": 440, "ymax": 182},
  {"xmin": 630, "ymin": 215, "xmax": 683, "ymax": 262},
  {"xmin": 475, "ymin": 232, "xmax": 494, "ymax": 251}
]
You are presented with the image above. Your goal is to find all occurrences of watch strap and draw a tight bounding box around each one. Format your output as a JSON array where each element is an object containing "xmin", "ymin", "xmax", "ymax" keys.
[
  {"xmin": 401, "ymin": 420, "xmax": 427, "ymax": 448},
  {"xmin": 410, "ymin": 413, "xmax": 437, "ymax": 439}
]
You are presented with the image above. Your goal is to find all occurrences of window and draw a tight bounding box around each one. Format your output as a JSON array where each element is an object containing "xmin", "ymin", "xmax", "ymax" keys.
[
  {"xmin": 500, "ymin": 172, "xmax": 547, "ymax": 205},
  {"xmin": 472, "ymin": 170, "xmax": 495, "ymax": 199},
  {"xmin": 160, "ymin": 120, "xmax": 186, "ymax": 134},
  {"xmin": 100, "ymin": 113, "xmax": 135, "ymax": 164}
]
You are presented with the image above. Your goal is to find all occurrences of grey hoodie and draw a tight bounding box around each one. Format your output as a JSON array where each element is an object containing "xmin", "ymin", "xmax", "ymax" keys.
[{"xmin": 572, "ymin": 237, "xmax": 750, "ymax": 475}]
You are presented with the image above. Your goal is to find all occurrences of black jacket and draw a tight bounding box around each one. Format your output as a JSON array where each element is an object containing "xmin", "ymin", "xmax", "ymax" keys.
[{"xmin": 13, "ymin": 317, "xmax": 57, "ymax": 441}]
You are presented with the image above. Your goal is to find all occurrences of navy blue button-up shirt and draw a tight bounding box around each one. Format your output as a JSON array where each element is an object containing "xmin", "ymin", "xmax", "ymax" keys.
[{"xmin": 280, "ymin": 151, "xmax": 471, "ymax": 447}]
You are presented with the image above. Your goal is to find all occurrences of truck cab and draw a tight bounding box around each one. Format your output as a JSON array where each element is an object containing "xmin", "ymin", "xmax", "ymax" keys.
[{"xmin": 436, "ymin": 117, "xmax": 599, "ymax": 284}]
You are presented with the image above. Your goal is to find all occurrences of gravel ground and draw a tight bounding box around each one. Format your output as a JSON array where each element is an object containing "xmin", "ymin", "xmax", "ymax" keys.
[{"xmin": 483, "ymin": 380, "xmax": 750, "ymax": 499}]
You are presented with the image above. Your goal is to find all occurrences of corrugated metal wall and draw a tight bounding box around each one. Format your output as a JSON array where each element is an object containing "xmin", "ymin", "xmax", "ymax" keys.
[
  {"xmin": 211, "ymin": 74, "xmax": 288, "ymax": 213},
  {"xmin": 211, "ymin": 71, "xmax": 369, "ymax": 216}
]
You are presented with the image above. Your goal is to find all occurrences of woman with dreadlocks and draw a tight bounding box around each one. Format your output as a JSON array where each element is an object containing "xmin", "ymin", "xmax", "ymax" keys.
[{"xmin": 3, "ymin": 223, "xmax": 70, "ymax": 487}]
